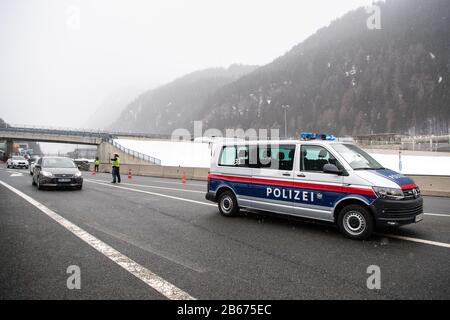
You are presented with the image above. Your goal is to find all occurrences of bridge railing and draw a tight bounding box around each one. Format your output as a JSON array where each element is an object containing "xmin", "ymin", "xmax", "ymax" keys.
[
  {"xmin": 110, "ymin": 139, "xmax": 161, "ymax": 165},
  {"xmin": 3, "ymin": 124, "xmax": 171, "ymax": 140},
  {"xmin": 3, "ymin": 124, "xmax": 111, "ymax": 140}
]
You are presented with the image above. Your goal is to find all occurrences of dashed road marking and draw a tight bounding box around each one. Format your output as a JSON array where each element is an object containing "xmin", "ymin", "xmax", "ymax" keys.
[
  {"xmin": 88, "ymin": 178, "xmax": 204, "ymax": 194},
  {"xmin": 424, "ymin": 213, "xmax": 450, "ymax": 217},
  {"xmin": 85, "ymin": 179, "xmax": 216, "ymax": 207},
  {"xmin": 378, "ymin": 233, "xmax": 450, "ymax": 249},
  {"xmin": 0, "ymin": 179, "xmax": 196, "ymax": 300}
]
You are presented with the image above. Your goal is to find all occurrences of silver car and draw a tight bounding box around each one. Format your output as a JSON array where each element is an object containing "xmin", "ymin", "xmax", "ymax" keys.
[
  {"xmin": 29, "ymin": 156, "xmax": 41, "ymax": 175},
  {"xmin": 32, "ymin": 157, "xmax": 83, "ymax": 190}
]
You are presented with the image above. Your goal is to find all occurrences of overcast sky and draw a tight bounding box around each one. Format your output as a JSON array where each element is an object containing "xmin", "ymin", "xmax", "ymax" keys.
[{"xmin": 0, "ymin": 0, "xmax": 376, "ymax": 131}]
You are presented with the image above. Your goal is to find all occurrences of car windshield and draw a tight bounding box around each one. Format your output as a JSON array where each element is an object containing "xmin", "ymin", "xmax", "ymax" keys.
[
  {"xmin": 42, "ymin": 158, "xmax": 76, "ymax": 168},
  {"xmin": 331, "ymin": 144, "xmax": 384, "ymax": 170},
  {"xmin": 13, "ymin": 156, "xmax": 26, "ymax": 160}
]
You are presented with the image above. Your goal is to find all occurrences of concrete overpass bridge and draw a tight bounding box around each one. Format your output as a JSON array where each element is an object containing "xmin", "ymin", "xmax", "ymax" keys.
[{"xmin": 0, "ymin": 125, "xmax": 163, "ymax": 165}]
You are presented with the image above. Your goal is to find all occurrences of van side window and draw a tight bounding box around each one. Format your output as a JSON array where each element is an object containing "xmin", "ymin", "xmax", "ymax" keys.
[
  {"xmin": 301, "ymin": 145, "xmax": 343, "ymax": 172},
  {"xmin": 258, "ymin": 145, "xmax": 295, "ymax": 171},
  {"xmin": 219, "ymin": 146, "xmax": 251, "ymax": 167}
]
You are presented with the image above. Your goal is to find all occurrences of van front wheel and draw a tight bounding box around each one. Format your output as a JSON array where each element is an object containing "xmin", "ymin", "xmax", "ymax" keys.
[
  {"xmin": 338, "ymin": 205, "xmax": 374, "ymax": 240},
  {"xmin": 218, "ymin": 191, "xmax": 240, "ymax": 217}
]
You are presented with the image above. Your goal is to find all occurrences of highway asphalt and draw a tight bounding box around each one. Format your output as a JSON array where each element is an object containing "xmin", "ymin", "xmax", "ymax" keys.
[{"xmin": 0, "ymin": 166, "xmax": 449, "ymax": 300}]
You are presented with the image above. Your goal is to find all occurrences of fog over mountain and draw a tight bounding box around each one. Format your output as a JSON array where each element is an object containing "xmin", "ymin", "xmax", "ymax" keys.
[
  {"xmin": 110, "ymin": 65, "xmax": 258, "ymax": 134},
  {"xmin": 84, "ymin": 87, "xmax": 145, "ymax": 130},
  {"xmin": 110, "ymin": 0, "xmax": 450, "ymax": 136}
]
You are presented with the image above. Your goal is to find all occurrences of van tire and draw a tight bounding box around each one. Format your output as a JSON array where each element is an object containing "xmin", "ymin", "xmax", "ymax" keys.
[
  {"xmin": 218, "ymin": 191, "xmax": 240, "ymax": 217},
  {"xmin": 338, "ymin": 204, "xmax": 374, "ymax": 240}
]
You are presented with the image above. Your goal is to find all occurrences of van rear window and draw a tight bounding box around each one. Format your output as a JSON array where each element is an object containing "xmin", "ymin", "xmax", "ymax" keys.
[{"xmin": 219, "ymin": 146, "xmax": 250, "ymax": 167}]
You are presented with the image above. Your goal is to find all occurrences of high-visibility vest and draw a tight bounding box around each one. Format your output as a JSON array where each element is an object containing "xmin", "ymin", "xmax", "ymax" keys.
[
  {"xmin": 112, "ymin": 157, "xmax": 120, "ymax": 167},
  {"xmin": 95, "ymin": 160, "xmax": 100, "ymax": 165}
]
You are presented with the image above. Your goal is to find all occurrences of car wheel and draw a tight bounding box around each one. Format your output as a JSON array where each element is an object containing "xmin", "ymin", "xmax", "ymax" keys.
[
  {"xmin": 76, "ymin": 185, "xmax": 83, "ymax": 190},
  {"xmin": 338, "ymin": 204, "xmax": 374, "ymax": 240},
  {"xmin": 37, "ymin": 177, "xmax": 43, "ymax": 190},
  {"xmin": 218, "ymin": 190, "xmax": 240, "ymax": 217}
]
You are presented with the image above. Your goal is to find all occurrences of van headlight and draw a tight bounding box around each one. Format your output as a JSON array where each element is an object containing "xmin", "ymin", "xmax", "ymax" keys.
[
  {"xmin": 74, "ymin": 171, "xmax": 82, "ymax": 177},
  {"xmin": 373, "ymin": 187, "xmax": 404, "ymax": 200},
  {"xmin": 41, "ymin": 171, "xmax": 54, "ymax": 178}
]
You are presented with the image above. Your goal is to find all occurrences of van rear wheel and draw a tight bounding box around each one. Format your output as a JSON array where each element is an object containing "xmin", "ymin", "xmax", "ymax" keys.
[
  {"xmin": 218, "ymin": 191, "xmax": 239, "ymax": 217},
  {"xmin": 338, "ymin": 204, "xmax": 373, "ymax": 240}
]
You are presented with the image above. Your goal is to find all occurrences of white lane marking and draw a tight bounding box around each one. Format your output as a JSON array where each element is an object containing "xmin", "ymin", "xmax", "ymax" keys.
[
  {"xmin": 10, "ymin": 173, "xmax": 24, "ymax": 177},
  {"xmin": 0, "ymin": 179, "xmax": 195, "ymax": 300},
  {"xmin": 6, "ymin": 170, "xmax": 23, "ymax": 175},
  {"xmin": 88, "ymin": 173, "xmax": 205, "ymax": 187},
  {"xmin": 425, "ymin": 213, "xmax": 450, "ymax": 217},
  {"xmin": 88, "ymin": 178, "xmax": 204, "ymax": 194},
  {"xmin": 152, "ymin": 179, "xmax": 205, "ymax": 187},
  {"xmin": 378, "ymin": 233, "xmax": 450, "ymax": 249},
  {"xmin": 85, "ymin": 179, "xmax": 216, "ymax": 207}
]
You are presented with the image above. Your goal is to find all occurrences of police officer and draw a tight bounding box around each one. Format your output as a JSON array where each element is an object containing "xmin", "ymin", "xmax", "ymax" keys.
[
  {"xmin": 94, "ymin": 157, "xmax": 100, "ymax": 172},
  {"xmin": 111, "ymin": 153, "xmax": 121, "ymax": 183}
]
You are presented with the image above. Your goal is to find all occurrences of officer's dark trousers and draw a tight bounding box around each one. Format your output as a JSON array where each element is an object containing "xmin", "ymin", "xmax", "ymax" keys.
[
  {"xmin": 112, "ymin": 167, "xmax": 121, "ymax": 183},
  {"xmin": 95, "ymin": 165, "xmax": 99, "ymax": 172}
]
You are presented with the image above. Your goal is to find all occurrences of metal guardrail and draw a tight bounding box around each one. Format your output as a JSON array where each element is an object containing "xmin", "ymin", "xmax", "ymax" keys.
[{"xmin": 110, "ymin": 139, "xmax": 161, "ymax": 165}]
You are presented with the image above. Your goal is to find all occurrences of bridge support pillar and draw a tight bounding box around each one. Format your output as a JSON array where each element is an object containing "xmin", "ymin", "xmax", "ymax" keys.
[
  {"xmin": 97, "ymin": 142, "xmax": 112, "ymax": 173},
  {"xmin": 5, "ymin": 139, "xmax": 13, "ymax": 160}
]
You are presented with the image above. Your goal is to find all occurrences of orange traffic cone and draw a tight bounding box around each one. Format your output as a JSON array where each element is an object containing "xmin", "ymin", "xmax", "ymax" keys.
[
  {"xmin": 181, "ymin": 172, "xmax": 186, "ymax": 184},
  {"xmin": 128, "ymin": 169, "xmax": 132, "ymax": 180}
]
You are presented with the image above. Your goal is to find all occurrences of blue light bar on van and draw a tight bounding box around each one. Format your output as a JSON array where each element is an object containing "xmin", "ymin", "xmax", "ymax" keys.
[
  {"xmin": 300, "ymin": 132, "xmax": 316, "ymax": 141},
  {"xmin": 300, "ymin": 132, "xmax": 336, "ymax": 141}
]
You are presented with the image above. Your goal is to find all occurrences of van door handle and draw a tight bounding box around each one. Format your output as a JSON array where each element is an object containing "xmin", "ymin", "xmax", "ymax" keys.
[
  {"xmin": 282, "ymin": 173, "xmax": 291, "ymax": 177},
  {"xmin": 297, "ymin": 174, "xmax": 306, "ymax": 178}
]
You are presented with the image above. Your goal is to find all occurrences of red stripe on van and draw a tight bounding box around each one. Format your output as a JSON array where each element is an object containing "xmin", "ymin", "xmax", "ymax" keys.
[{"xmin": 209, "ymin": 174, "xmax": 375, "ymax": 196}]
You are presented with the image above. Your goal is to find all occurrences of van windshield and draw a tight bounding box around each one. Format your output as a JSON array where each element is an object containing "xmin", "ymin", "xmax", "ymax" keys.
[{"xmin": 331, "ymin": 144, "xmax": 384, "ymax": 170}]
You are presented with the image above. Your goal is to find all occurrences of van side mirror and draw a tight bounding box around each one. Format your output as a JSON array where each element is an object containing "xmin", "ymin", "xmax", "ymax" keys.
[{"xmin": 323, "ymin": 164, "xmax": 342, "ymax": 175}]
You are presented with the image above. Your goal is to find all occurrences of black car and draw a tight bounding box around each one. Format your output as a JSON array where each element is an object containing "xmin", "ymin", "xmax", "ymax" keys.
[{"xmin": 32, "ymin": 157, "xmax": 83, "ymax": 190}]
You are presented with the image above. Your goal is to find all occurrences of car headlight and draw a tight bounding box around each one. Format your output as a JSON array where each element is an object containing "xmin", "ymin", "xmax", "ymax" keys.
[
  {"xmin": 373, "ymin": 186, "xmax": 404, "ymax": 200},
  {"xmin": 41, "ymin": 171, "xmax": 54, "ymax": 178},
  {"xmin": 74, "ymin": 171, "xmax": 82, "ymax": 177}
]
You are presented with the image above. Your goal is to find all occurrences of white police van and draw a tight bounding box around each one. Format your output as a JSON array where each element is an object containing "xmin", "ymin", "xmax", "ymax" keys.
[{"xmin": 206, "ymin": 133, "xmax": 423, "ymax": 240}]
